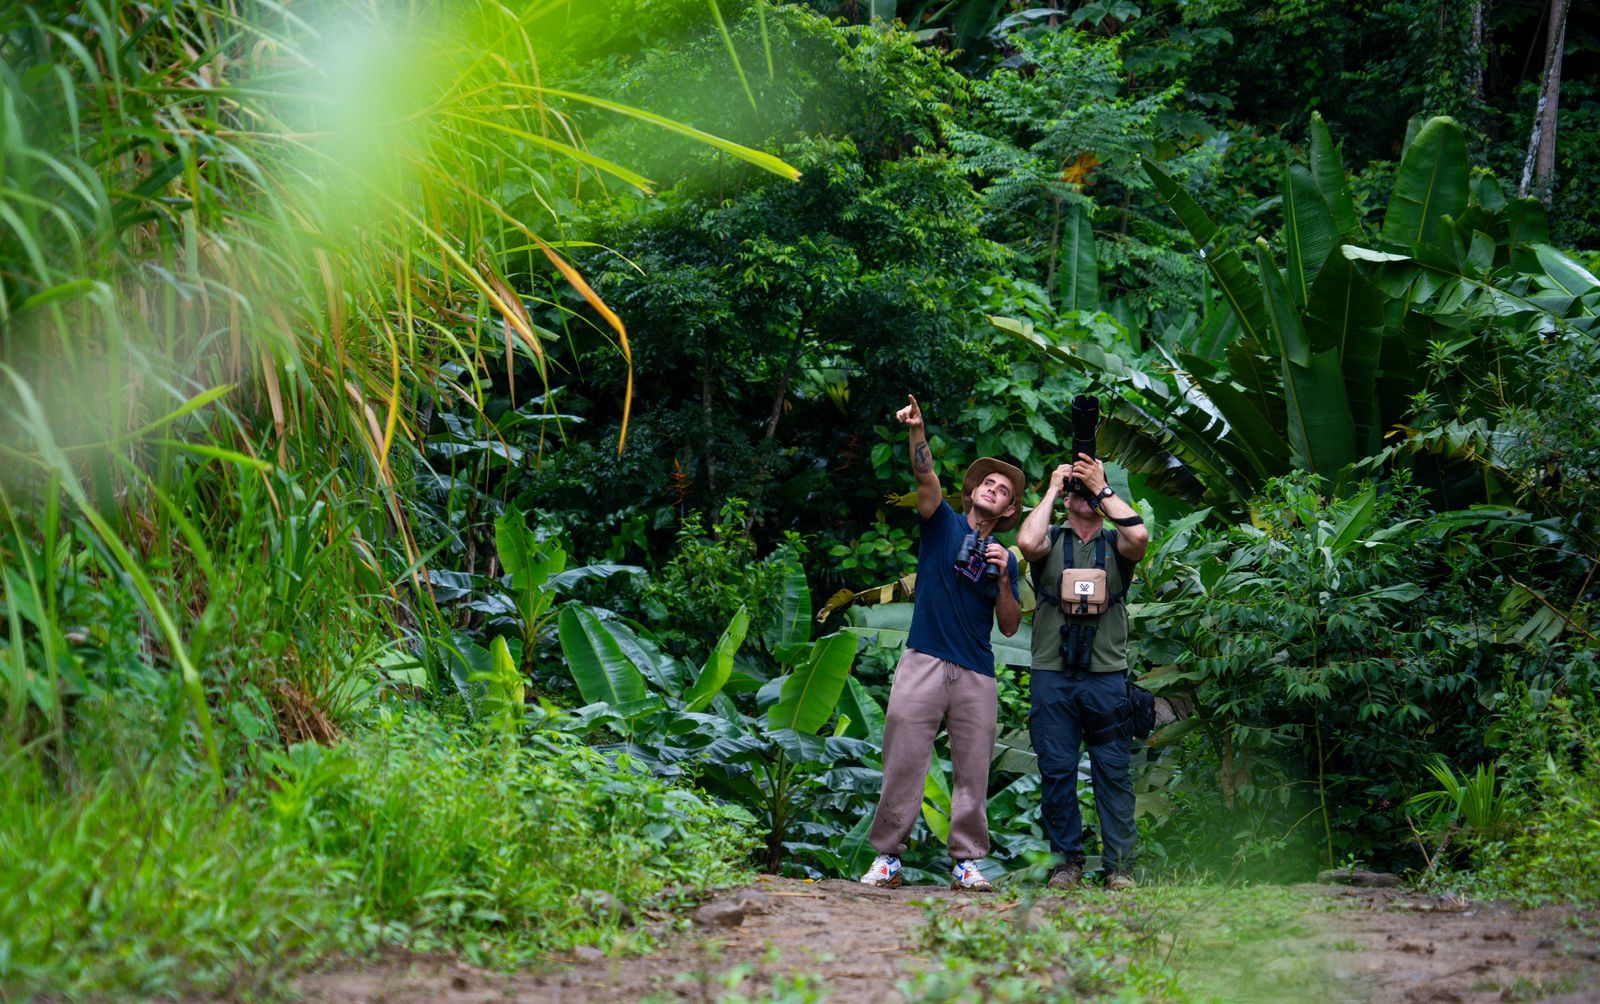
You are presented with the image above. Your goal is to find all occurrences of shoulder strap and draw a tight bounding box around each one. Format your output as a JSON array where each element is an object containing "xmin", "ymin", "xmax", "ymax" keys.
[
  {"xmin": 1031, "ymin": 524, "xmax": 1064, "ymax": 598},
  {"xmin": 1102, "ymin": 528, "xmax": 1134, "ymax": 606}
]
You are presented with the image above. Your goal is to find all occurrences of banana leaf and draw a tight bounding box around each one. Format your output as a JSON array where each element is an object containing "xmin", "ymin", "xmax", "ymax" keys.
[
  {"xmin": 1381, "ymin": 116, "xmax": 1469, "ymax": 251},
  {"xmin": 992, "ymin": 729, "xmax": 1039, "ymax": 776},
  {"xmin": 558, "ymin": 605, "xmax": 647, "ymax": 706},
  {"xmin": 1173, "ymin": 364, "xmax": 1290, "ymax": 479},
  {"xmin": 922, "ymin": 753, "xmax": 952, "ymax": 843},
  {"xmin": 1307, "ymin": 112, "xmax": 1360, "ymax": 238},
  {"xmin": 1059, "ymin": 201, "xmax": 1099, "ymax": 312},
  {"xmin": 684, "ymin": 605, "xmax": 749, "ymax": 713},
  {"xmin": 767, "ymin": 633, "xmax": 858, "ymax": 734},
  {"xmin": 1282, "ymin": 164, "xmax": 1339, "ymax": 307},
  {"xmin": 1304, "ymin": 252, "xmax": 1384, "ymax": 456},
  {"xmin": 767, "ymin": 555, "xmax": 812, "ymax": 649},
  {"xmin": 1257, "ymin": 241, "xmax": 1355, "ymax": 473},
  {"xmin": 836, "ymin": 675, "xmax": 886, "ymax": 744},
  {"xmin": 842, "ymin": 601, "xmax": 1035, "ymax": 670},
  {"xmin": 1144, "ymin": 157, "xmax": 1268, "ymax": 344}
]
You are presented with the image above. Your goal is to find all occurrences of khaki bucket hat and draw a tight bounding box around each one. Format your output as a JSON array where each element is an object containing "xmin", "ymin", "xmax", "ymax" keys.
[{"xmin": 961, "ymin": 458, "xmax": 1026, "ymax": 533}]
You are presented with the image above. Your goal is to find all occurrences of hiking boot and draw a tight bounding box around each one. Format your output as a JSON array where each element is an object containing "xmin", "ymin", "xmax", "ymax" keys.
[
  {"xmin": 951, "ymin": 860, "xmax": 993, "ymax": 892},
  {"xmin": 1047, "ymin": 860, "xmax": 1084, "ymax": 890},
  {"xmin": 859, "ymin": 854, "xmax": 902, "ymax": 888},
  {"xmin": 1105, "ymin": 871, "xmax": 1137, "ymax": 891}
]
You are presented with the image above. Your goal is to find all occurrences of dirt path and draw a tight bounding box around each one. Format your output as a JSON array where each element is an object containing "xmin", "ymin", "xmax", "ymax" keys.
[{"xmin": 296, "ymin": 879, "xmax": 1600, "ymax": 1003}]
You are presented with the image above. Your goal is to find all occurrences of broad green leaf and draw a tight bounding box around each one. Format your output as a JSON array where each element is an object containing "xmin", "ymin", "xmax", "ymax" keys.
[
  {"xmin": 843, "ymin": 601, "xmax": 1034, "ymax": 671},
  {"xmin": 836, "ymin": 812, "xmax": 878, "ymax": 879},
  {"xmin": 1180, "ymin": 370, "xmax": 1289, "ymax": 478},
  {"xmin": 836, "ymin": 675, "xmax": 886, "ymax": 744},
  {"xmin": 1304, "ymin": 253, "xmax": 1384, "ymax": 455},
  {"xmin": 769, "ymin": 728, "xmax": 830, "ymax": 767},
  {"xmin": 1308, "ymin": 112, "xmax": 1360, "ymax": 237},
  {"xmin": 1283, "ymin": 164, "xmax": 1338, "ymax": 306},
  {"xmin": 477, "ymin": 635, "xmax": 525, "ymax": 728},
  {"xmin": 545, "ymin": 564, "xmax": 645, "ymax": 592},
  {"xmin": 1059, "ymin": 202, "xmax": 1099, "ymax": 312},
  {"xmin": 767, "ymin": 556, "xmax": 811, "ymax": 649},
  {"xmin": 767, "ymin": 633, "xmax": 857, "ymax": 734},
  {"xmin": 921, "ymin": 754, "xmax": 952, "ymax": 842},
  {"xmin": 558, "ymin": 606, "xmax": 647, "ymax": 706},
  {"xmin": 1257, "ymin": 242, "xmax": 1355, "ymax": 473},
  {"xmin": 607, "ymin": 620, "xmax": 684, "ymax": 694},
  {"xmin": 684, "ymin": 605, "xmax": 749, "ymax": 712},
  {"xmin": 1532, "ymin": 243, "xmax": 1600, "ymax": 309},
  {"xmin": 494, "ymin": 508, "xmax": 539, "ymax": 582},
  {"xmin": 1382, "ymin": 116, "xmax": 1469, "ymax": 250},
  {"xmin": 1144, "ymin": 157, "xmax": 1268, "ymax": 344},
  {"xmin": 1327, "ymin": 485, "xmax": 1377, "ymax": 555},
  {"xmin": 991, "ymin": 729, "xmax": 1039, "ymax": 776}
]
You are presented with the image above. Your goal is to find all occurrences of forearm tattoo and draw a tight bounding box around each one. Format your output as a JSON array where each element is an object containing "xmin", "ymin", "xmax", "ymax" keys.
[{"xmin": 913, "ymin": 441, "xmax": 933, "ymax": 474}]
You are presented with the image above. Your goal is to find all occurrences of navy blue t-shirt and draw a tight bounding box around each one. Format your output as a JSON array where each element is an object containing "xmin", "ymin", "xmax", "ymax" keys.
[{"xmin": 904, "ymin": 500, "xmax": 1020, "ymax": 677}]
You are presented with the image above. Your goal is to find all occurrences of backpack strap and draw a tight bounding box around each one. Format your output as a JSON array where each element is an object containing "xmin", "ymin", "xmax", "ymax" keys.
[
  {"xmin": 1037, "ymin": 527, "xmax": 1135, "ymax": 613},
  {"xmin": 1102, "ymin": 528, "xmax": 1134, "ymax": 607},
  {"xmin": 1031, "ymin": 524, "xmax": 1064, "ymax": 601}
]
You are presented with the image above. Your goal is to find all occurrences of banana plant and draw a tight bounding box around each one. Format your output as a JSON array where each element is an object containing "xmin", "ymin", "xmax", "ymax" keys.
[{"xmin": 999, "ymin": 114, "xmax": 1586, "ymax": 512}]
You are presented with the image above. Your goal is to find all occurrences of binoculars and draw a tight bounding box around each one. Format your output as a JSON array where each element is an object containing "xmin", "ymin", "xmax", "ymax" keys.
[{"xmin": 955, "ymin": 531, "xmax": 1000, "ymax": 581}]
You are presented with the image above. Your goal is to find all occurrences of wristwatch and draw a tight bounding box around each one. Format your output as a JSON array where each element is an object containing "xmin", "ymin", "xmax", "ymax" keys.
[{"xmin": 1095, "ymin": 485, "xmax": 1116, "ymax": 503}]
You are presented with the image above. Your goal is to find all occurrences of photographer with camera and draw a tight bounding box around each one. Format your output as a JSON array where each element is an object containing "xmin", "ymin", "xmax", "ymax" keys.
[
  {"xmin": 1016, "ymin": 396, "xmax": 1150, "ymax": 892},
  {"xmin": 858, "ymin": 394, "xmax": 1022, "ymax": 892}
]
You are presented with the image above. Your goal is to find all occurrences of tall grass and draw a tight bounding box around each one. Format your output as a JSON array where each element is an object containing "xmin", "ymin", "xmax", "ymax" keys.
[
  {"xmin": 0, "ymin": 0, "xmax": 794, "ymax": 758},
  {"xmin": 0, "ymin": 707, "xmax": 756, "ymax": 998}
]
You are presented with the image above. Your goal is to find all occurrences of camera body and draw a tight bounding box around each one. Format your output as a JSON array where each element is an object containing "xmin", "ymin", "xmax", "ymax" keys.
[
  {"xmin": 955, "ymin": 531, "xmax": 1000, "ymax": 581},
  {"xmin": 1068, "ymin": 394, "xmax": 1099, "ymax": 497}
]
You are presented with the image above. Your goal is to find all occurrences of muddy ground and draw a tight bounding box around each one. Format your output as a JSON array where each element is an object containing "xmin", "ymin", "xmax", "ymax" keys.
[{"xmin": 296, "ymin": 879, "xmax": 1600, "ymax": 1003}]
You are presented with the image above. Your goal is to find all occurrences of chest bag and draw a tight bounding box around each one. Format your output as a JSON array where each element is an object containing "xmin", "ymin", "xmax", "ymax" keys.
[{"xmin": 1034, "ymin": 526, "xmax": 1131, "ymax": 616}]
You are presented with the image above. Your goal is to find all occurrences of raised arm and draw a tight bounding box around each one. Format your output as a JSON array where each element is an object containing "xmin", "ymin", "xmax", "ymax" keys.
[
  {"xmin": 896, "ymin": 394, "xmax": 942, "ymax": 519},
  {"xmin": 1071, "ymin": 454, "xmax": 1150, "ymax": 562},
  {"xmin": 1018, "ymin": 462, "xmax": 1071, "ymax": 561}
]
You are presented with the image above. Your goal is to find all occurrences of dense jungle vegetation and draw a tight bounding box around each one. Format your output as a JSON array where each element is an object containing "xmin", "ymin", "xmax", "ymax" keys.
[{"xmin": 2, "ymin": 0, "xmax": 1598, "ymax": 998}]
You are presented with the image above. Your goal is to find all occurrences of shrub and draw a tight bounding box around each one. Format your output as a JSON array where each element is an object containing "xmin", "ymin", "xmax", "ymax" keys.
[
  {"xmin": 1490, "ymin": 688, "xmax": 1600, "ymax": 903},
  {"xmin": 0, "ymin": 707, "xmax": 755, "ymax": 999},
  {"xmin": 267, "ymin": 709, "xmax": 757, "ymax": 956}
]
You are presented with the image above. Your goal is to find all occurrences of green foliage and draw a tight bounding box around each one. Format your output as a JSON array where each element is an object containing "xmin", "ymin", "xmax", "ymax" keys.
[
  {"xmin": 1408, "ymin": 755, "xmax": 1513, "ymax": 875},
  {"xmin": 1479, "ymin": 686, "xmax": 1600, "ymax": 903},
  {"xmin": 267, "ymin": 712, "xmax": 754, "ymax": 952},
  {"xmin": 1135, "ymin": 473, "xmax": 1470, "ymax": 871},
  {"xmin": 641, "ymin": 503, "xmax": 794, "ymax": 657},
  {"xmin": 826, "ymin": 522, "xmax": 914, "ymax": 586},
  {"xmin": 1006, "ymin": 114, "xmax": 1591, "ymax": 515},
  {"xmin": 0, "ymin": 705, "xmax": 754, "ymax": 999},
  {"xmin": 951, "ymin": 27, "xmax": 1208, "ymax": 327}
]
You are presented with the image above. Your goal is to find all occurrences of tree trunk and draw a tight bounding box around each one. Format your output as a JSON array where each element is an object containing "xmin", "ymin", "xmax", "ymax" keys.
[
  {"xmin": 762, "ymin": 322, "xmax": 809, "ymax": 443},
  {"xmin": 1518, "ymin": 0, "xmax": 1571, "ymax": 203},
  {"xmin": 1468, "ymin": 0, "xmax": 1484, "ymax": 104},
  {"xmin": 702, "ymin": 340, "xmax": 718, "ymax": 497}
]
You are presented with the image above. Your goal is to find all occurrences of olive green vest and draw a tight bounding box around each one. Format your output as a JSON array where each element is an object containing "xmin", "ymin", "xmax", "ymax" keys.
[{"xmin": 1029, "ymin": 526, "xmax": 1131, "ymax": 673}]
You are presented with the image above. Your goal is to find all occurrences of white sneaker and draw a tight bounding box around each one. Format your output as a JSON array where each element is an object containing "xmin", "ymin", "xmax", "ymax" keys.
[
  {"xmin": 951, "ymin": 859, "xmax": 993, "ymax": 892},
  {"xmin": 859, "ymin": 854, "xmax": 902, "ymax": 888}
]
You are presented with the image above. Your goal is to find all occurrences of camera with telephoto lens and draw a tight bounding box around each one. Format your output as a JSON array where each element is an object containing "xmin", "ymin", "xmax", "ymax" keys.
[
  {"xmin": 1068, "ymin": 394, "xmax": 1099, "ymax": 497},
  {"xmin": 955, "ymin": 531, "xmax": 999, "ymax": 582}
]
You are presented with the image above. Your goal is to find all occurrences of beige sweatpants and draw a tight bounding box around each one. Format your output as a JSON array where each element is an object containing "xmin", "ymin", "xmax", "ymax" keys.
[{"xmin": 867, "ymin": 648, "xmax": 999, "ymax": 862}]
